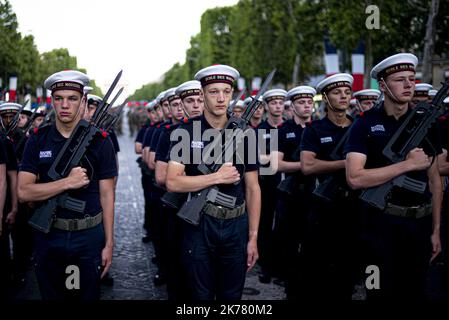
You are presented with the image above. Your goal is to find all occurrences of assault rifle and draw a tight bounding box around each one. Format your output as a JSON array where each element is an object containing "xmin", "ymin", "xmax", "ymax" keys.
[
  {"xmin": 176, "ymin": 69, "xmax": 276, "ymax": 226},
  {"xmin": 359, "ymin": 80, "xmax": 449, "ymax": 210},
  {"xmin": 28, "ymin": 71, "xmax": 123, "ymax": 233}
]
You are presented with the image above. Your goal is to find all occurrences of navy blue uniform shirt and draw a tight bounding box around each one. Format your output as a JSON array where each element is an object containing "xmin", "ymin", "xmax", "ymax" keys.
[
  {"xmin": 142, "ymin": 123, "xmax": 158, "ymax": 149},
  {"xmin": 168, "ymin": 114, "xmax": 259, "ymax": 206},
  {"xmin": 108, "ymin": 129, "xmax": 120, "ymax": 153},
  {"xmin": 301, "ymin": 115, "xmax": 353, "ymax": 183},
  {"xmin": 19, "ymin": 124, "xmax": 118, "ymax": 219},
  {"xmin": 135, "ymin": 124, "xmax": 149, "ymax": 144},
  {"xmin": 0, "ymin": 134, "xmax": 18, "ymax": 171},
  {"xmin": 150, "ymin": 120, "xmax": 171, "ymax": 152},
  {"xmin": 155, "ymin": 121, "xmax": 185, "ymax": 163},
  {"xmin": 257, "ymin": 119, "xmax": 282, "ymax": 179},
  {"xmin": 344, "ymin": 103, "xmax": 442, "ymax": 206}
]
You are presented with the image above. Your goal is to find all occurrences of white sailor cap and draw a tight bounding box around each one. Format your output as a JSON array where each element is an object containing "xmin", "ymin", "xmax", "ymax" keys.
[
  {"xmin": 230, "ymin": 99, "xmax": 245, "ymax": 109},
  {"xmin": 353, "ymin": 89, "xmax": 381, "ymax": 101},
  {"xmin": 414, "ymin": 83, "xmax": 433, "ymax": 97},
  {"xmin": 350, "ymin": 98, "xmax": 358, "ymax": 107},
  {"xmin": 146, "ymin": 100, "xmax": 157, "ymax": 111},
  {"xmin": 287, "ymin": 86, "xmax": 316, "ymax": 101},
  {"xmin": 87, "ymin": 94, "xmax": 103, "ymax": 107},
  {"xmin": 83, "ymin": 86, "xmax": 93, "ymax": 95},
  {"xmin": 156, "ymin": 91, "xmax": 167, "ymax": 104},
  {"xmin": 22, "ymin": 103, "xmax": 33, "ymax": 116},
  {"xmin": 44, "ymin": 70, "xmax": 90, "ymax": 94},
  {"xmin": 284, "ymin": 100, "xmax": 292, "ymax": 108},
  {"xmin": 316, "ymin": 73, "xmax": 353, "ymax": 94},
  {"xmin": 428, "ymin": 89, "xmax": 438, "ymax": 98},
  {"xmin": 370, "ymin": 53, "xmax": 418, "ymax": 80},
  {"xmin": 194, "ymin": 64, "xmax": 239, "ymax": 87},
  {"xmin": 176, "ymin": 80, "xmax": 202, "ymax": 100},
  {"xmin": 263, "ymin": 89, "xmax": 287, "ymax": 103},
  {"xmin": 164, "ymin": 87, "xmax": 180, "ymax": 104},
  {"xmin": 0, "ymin": 102, "xmax": 21, "ymax": 115}
]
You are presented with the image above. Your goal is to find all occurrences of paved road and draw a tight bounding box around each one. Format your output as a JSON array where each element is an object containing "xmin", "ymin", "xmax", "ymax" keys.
[{"xmin": 14, "ymin": 112, "xmax": 286, "ymax": 300}]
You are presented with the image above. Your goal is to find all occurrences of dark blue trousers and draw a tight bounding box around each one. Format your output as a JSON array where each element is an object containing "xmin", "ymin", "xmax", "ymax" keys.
[
  {"xmin": 34, "ymin": 223, "xmax": 105, "ymax": 300},
  {"xmin": 182, "ymin": 213, "xmax": 248, "ymax": 300}
]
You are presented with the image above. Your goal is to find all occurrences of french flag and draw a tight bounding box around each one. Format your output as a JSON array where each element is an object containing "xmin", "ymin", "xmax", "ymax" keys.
[
  {"xmin": 324, "ymin": 38, "xmax": 340, "ymax": 76},
  {"xmin": 46, "ymin": 89, "xmax": 52, "ymax": 106},
  {"xmin": 9, "ymin": 76, "xmax": 17, "ymax": 102},
  {"xmin": 351, "ymin": 42, "xmax": 364, "ymax": 92},
  {"xmin": 36, "ymin": 87, "xmax": 43, "ymax": 104}
]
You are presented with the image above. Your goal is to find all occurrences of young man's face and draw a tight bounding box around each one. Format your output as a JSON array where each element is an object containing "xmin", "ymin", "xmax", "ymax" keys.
[
  {"xmin": 358, "ymin": 99, "xmax": 377, "ymax": 112},
  {"xmin": 326, "ymin": 86, "xmax": 351, "ymax": 111},
  {"xmin": 410, "ymin": 95, "xmax": 428, "ymax": 109},
  {"xmin": 149, "ymin": 109, "xmax": 159, "ymax": 123},
  {"xmin": 252, "ymin": 104, "xmax": 265, "ymax": 120},
  {"xmin": 161, "ymin": 100, "xmax": 171, "ymax": 119},
  {"xmin": 85, "ymin": 103, "xmax": 97, "ymax": 121},
  {"xmin": 33, "ymin": 116, "xmax": 44, "ymax": 128},
  {"xmin": 155, "ymin": 105, "xmax": 163, "ymax": 121},
  {"xmin": 18, "ymin": 113, "xmax": 29, "ymax": 128},
  {"xmin": 232, "ymin": 107, "xmax": 243, "ymax": 118},
  {"xmin": 267, "ymin": 99, "xmax": 285, "ymax": 117},
  {"xmin": 283, "ymin": 105, "xmax": 293, "ymax": 120},
  {"xmin": 1, "ymin": 112, "xmax": 17, "ymax": 127},
  {"xmin": 380, "ymin": 70, "xmax": 415, "ymax": 104},
  {"xmin": 182, "ymin": 95, "xmax": 204, "ymax": 118},
  {"xmin": 169, "ymin": 98, "xmax": 185, "ymax": 121},
  {"xmin": 202, "ymin": 83, "xmax": 233, "ymax": 117},
  {"xmin": 52, "ymin": 90, "xmax": 85, "ymax": 124},
  {"xmin": 292, "ymin": 97, "xmax": 313, "ymax": 118}
]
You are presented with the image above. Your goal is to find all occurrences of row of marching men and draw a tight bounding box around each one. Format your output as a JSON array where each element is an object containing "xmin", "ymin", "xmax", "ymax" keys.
[{"xmin": 135, "ymin": 52, "xmax": 449, "ymax": 300}]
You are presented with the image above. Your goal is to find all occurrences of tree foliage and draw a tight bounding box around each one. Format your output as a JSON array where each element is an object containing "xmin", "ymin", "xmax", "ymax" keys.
[{"xmin": 0, "ymin": 0, "xmax": 102, "ymax": 100}]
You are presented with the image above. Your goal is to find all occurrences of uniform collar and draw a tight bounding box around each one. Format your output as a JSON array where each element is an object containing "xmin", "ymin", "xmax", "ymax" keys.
[
  {"xmin": 379, "ymin": 101, "xmax": 412, "ymax": 121},
  {"xmin": 51, "ymin": 124, "xmax": 70, "ymax": 143},
  {"xmin": 323, "ymin": 114, "xmax": 353, "ymax": 129}
]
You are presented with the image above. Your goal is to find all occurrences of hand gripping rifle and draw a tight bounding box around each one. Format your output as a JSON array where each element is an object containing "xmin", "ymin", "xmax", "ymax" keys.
[
  {"xmin": 176, "ymin": 69, "xmax": 276, "ymax": 226},
  {"xmin": 161, "ymin": 88, "xmax": 247, "ymax": 210},
  {"xmin": 28, "ymin": 71, "xmax": 123, "ymax": 233},
  {"xmin": 359, "ymin": 80, "xmax": 449, "ymax": 210}
]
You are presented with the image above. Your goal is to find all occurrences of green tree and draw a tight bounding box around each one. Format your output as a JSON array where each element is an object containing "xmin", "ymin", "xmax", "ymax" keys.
[{"xmin": 0, "ymin": 0, "xmax": 21, "ymax": 89}]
